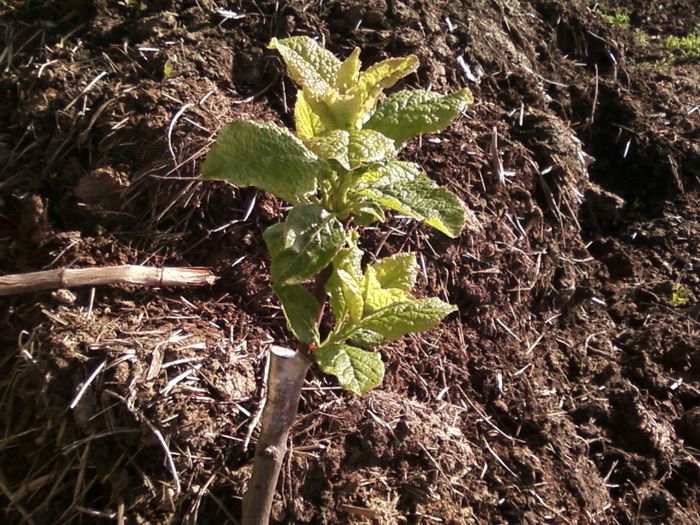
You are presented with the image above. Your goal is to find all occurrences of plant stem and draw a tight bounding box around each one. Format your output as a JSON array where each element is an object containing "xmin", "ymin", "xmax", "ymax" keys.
[{"xmin": 241, "ymin": 268, "xmax": 331, "ymax": 524}]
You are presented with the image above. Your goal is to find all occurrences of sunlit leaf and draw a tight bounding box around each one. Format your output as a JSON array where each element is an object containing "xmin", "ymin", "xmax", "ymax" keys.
[
  {"xmin": 314, "ymin": 343, "xmax": 384, "ymax": 394},
  {"xmin": 202, "ymin": 120, "xmax": 328, "ymax": 203},
  {"xmin": 350, "ymin": 297, "xmax": 456, "ymax": 345},
  {"xmin": 268, "ymin": 36, "xmax": 340, "ymax": 98},
  {"xmin": 366, "ymin": 88, "xmax": 472, "ymax": 143},
  {"xmin": 356, "ymin": 161, "xmax": 466, "ymax": 237},
  {"xmin": 294, "ymin": 91, "xmax": 325, "ymax": 139}
]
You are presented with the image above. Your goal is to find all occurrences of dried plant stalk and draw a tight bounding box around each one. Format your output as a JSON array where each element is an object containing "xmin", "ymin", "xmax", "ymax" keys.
[{"xmin": 0, "ymin": 266, "xmax": 217, "ymax": 296}]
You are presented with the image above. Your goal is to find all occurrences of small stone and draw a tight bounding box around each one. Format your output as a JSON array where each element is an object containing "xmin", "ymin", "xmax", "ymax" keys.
[{"xmin": 52, "ymin": 288, "xmax": 77, "ymax": 305}]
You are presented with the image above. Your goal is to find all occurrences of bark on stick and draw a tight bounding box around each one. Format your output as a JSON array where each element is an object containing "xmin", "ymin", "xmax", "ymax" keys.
[{"xmin": 242, "ymin": 346, "xmax": 311, "ymax": 525}]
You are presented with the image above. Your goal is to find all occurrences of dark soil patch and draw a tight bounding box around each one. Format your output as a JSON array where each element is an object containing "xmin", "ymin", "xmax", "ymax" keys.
[{"xmin": 1, "ymin": 0, "xmax": 699, "ymax": 524}]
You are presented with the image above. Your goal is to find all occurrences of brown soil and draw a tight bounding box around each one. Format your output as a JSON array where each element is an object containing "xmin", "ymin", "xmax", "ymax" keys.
[{"xmin": 1, "ymin": 0, "xmax": 699, "ymax": 524}]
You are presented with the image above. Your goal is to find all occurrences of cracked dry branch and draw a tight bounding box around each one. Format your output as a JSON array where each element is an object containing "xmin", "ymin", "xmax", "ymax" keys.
[{"xmin": 0, "ymin": 266, "xmax": 218, "ymax": 296}]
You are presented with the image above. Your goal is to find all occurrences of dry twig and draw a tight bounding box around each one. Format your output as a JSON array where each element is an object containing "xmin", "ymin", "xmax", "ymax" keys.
[{"xmin": 0, "ymin": 266, "xmax": 217, "ymax": 296}]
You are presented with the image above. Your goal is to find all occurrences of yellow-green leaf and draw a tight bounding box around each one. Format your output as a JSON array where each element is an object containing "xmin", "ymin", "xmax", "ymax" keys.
[
  {"xmin": 326, "ymin": 241, "xmax": 364, "ymax": 323},
  {"xmin": 305, "ymin": 130, "xmax": 352, "ymax": 169},
  {"xmin": 356, "ymin": 161, "xmax": 466, "ymax": 237},
  {"xmin": 336, "ymin": 268, "xmax": 366, "ymax": 322},
  {"xmin": 314, "ymin": 343, "xmax": 384, "ymax": 394},
  {"xmin": 355, "ymin": 55, "xmax": 419, "ymax": 119},
  {"xmin": 336, "ymin": 47, "xmax": 361, "ymax": 92},
  {"xmin": 359, "ymin": 55, "xmax": 420, "ymax": 92},
  {"xmin": 362, "ymin": 266, "xmax": 410, "ymax": 315},
  {"xmin": 351, "ymin": 297, "xmax": 456, "ymax": 345},
  {"xmin": 347, "ymin": 129, "xmax": 395, "ymax": 169},
  {"xmin": 269, "ymin": 36, "xmax": 341, "ymax": 98},
  {"xmin": 294, "ymin": 91, "xmax": 325, "ymax": 139},
  {"xmin": 370, "ymin": 253, "xmax": 418, "ymax": 292},
  {"xmin": 305, "ymin": 129, "xmax": 395, "ymax": 170}
]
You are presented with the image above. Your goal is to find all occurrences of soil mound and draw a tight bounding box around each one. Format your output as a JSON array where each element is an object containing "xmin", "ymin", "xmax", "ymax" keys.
[{"xmin": 1, "ymin": 0, "xmax": 698, "ymax": 523}]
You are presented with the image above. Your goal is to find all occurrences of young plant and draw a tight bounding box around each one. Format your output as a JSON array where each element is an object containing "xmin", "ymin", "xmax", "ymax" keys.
[
  {"xmin": 600, "ymin": 8, "xmax": 631, "ymax": 29},
  {"xmin": 665, "ymin": 27, "xmax": 700, "ymax": 61},
  {"xmin": 202, "ymin": 36, "xmax": 472, "ymax": 524}
]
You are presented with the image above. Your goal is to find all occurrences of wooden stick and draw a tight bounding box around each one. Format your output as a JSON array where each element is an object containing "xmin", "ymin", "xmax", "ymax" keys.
[{"xmin": 0, "ymin": 266, "xmax": 218, "ymax": 296}]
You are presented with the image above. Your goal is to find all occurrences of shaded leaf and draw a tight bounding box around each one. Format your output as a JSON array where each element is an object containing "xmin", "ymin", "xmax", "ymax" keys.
[
  {"xmin": 352, "ymin": 200, "xmax": 386, "ymax": 226},
  {"xmin": 275, "ymin": 285, "xmax": 320, "ymax": 344},
  {"xmin": 263, "ymin": 222, "xmax": 286, "ymax": 257},
  {"xmin": 271, "ymin": 205, "xmax": 344, "ymax": 284}
]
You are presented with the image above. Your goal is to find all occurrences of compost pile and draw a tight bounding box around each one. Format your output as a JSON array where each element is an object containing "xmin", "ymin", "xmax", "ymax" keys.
[{"xmin": 1, "ymin": 0, "xmax": 699, "ymax": 523}]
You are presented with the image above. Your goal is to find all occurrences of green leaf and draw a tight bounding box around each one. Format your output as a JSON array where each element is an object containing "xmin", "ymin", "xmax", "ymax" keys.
[
  {"xmin": 294, "ymin": 91, "xmax": 325, "ymax": 139},
  {"xmin": 351, "ymin": 297, "xmax": 456, "ymax": 345},
  {"xmin": 326, "ymin": 242, "xmax": 364, "ymax": 323},
  {"xmin": 202, "ymin": 120, "xmax": 329, "ymax": 204},
  {"xmin": 305, "ymin": 129, "xmax": 396, "ymax": 170},
  {"xmin": 362, "ymin": 266, "xmax": 410, "ymax": 315},
  {"xmin": 336, "ymin": 47, "xmax": 361, "ymax": 92},
  {"xmin": 271, "ymin": 204, "xmax": 344, "ymax": 285},
  {"xmin": 268, "ymin": 36, "xmax": 340, "ymax": 98},
  {"xmin": 314, "ymin": 343, "xmax": 384, "ymax": 394},
  {"xmin": 263, "ymin": 222, "xmax": 286, "ymax": 257},
  {"xmin": 274, "ymin": 284, "xmax": 320, "ymax": 344},
  {"xmin": 366, "ymin": 88, "xmax": 473, "ymax": 143},
  {"xmin": 370, "ymin": 253, "xmax": 418, "ymax": 292},
  {"xmin": 356, "ymin": 161, "xmax": 466, "ymax": 237}
]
